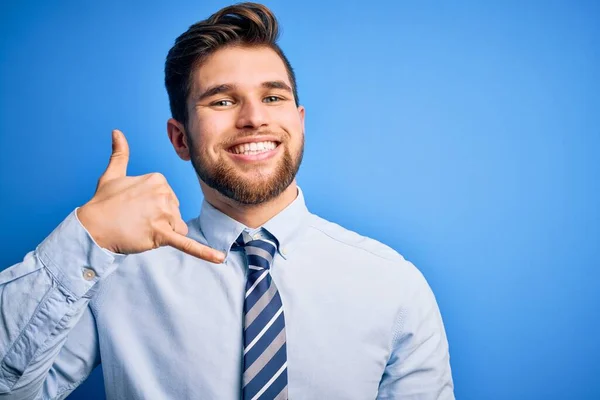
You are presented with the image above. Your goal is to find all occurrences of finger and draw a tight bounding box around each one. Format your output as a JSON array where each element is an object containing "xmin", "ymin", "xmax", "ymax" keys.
[
  {"xmin": 170, "ymin": 215, "xmax": 189, "ymax": 237},
  {"xmin": 100, "ymin": 129, "xmax": 130, "ymax": 184},
  {"xmin": 147, "ymin": 177, "xmax": 180, "ymax": 209},
  {"xmin": 162, "ymin": 192, "xmax": 185, "ymax": 234},
  {"xmin": 165, "ymin": 186, "xmax": 180, "ymax": 209},
  {"xmin": 162, "ymin": 229, "xmax": 225, "ymax": 263},
  {"xmin": 171, "ymin": 220, "xmax": 189, "ymax": 236}
]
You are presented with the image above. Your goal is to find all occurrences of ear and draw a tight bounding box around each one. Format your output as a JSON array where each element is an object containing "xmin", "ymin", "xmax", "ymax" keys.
[
  {"xmin": 298, "ymin": 105, "xmax": 305, "ymax": 130},
  {"xmin": 167, "ymin": 118, "xmax": 191, "ymax": 161}
]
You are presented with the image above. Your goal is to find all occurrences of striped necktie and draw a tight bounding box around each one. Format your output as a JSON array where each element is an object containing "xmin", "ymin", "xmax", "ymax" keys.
[{"xmin": 235, "ymin": 232, "xmax": 288, "ymax": 400}]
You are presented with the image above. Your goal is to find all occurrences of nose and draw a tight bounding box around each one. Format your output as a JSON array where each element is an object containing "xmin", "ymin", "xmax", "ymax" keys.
[{"xmin": 235, "ymin": 98, "xmax": 268, "ymax": 130}]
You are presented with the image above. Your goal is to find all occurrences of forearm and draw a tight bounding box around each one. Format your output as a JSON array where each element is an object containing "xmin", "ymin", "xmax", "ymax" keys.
[{"xmin": 0, "ymin": 209, "xmax": 123, "ymax": 396}]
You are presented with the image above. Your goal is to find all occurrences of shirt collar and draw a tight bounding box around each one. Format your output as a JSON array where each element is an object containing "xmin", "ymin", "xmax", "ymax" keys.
[{"xmin": 197, "ymin": 186, "xmax": 309, "ymax": 261}]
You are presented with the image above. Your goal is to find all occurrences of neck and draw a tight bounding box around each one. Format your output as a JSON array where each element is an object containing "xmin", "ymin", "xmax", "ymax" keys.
[{"xmin": 200, "ymin": 181, "xmax": 299, "ymax": 228}]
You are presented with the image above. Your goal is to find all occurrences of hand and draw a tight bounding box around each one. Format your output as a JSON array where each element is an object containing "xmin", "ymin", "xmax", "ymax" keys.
[{"xmin": 77, "ymin": 129, "xmax": 225, "ymax": 263}]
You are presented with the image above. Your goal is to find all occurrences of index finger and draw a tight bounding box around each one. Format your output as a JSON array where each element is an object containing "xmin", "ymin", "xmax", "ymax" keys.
[{"xmin": 162, "ymin": 229, "xmax": 225, "ymax": 263}]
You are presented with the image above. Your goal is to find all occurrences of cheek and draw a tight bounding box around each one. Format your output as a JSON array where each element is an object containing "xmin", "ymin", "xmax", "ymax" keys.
[
  {"xmin": 279, "ymin": 111, "xmax": 303, "ymax": 136},
  {"xmin": 189, "ymin": 114, "xmax": 229, "ymax": 153},
  {"xmin": 286, "ymin": 116, "xmax": 304, "ymax": 145}
]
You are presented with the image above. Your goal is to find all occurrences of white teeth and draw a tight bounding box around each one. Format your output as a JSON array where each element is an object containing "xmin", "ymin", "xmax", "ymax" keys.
[{"xmin": 230, "ymin": 141, "xmax": 277, "ymax": 155}]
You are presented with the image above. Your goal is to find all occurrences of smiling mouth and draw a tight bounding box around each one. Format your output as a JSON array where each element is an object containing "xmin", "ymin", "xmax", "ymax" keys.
[{"xmin": 227, "ymin": 140, "xmax": 281, "ymax": 155}]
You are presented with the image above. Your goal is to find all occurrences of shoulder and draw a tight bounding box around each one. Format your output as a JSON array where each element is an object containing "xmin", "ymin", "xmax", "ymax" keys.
[
  {"xmin": 302, "ymin": 212, "xmax": 432, "ymax": 295},
  {"xmin": 305, "ymin": 213, "xmax": 417, "ymax": 270}
]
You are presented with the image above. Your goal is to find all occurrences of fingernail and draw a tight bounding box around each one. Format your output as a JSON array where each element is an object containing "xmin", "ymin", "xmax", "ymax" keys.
[{"xmin": 215, "ymin": 252, "xmax": 226, "ymax": 264}]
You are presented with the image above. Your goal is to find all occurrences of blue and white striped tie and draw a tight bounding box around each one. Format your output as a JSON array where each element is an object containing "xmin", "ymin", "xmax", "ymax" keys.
[{"xmin": 236, "ymin": 233, "xmax": 288, "ymax": 400}]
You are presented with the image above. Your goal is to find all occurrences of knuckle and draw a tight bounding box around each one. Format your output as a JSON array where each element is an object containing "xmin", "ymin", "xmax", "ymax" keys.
[
  {"xmin": 179, "ymin": 238, "xmax": 192, "ymax": 252},
  {"xmin": 149, "ymin": 231, "xmax": 162, "ymax": 250},
  {"xmin": 150, "ymin": 219, "xmax": 170, "ymax": 237},
  {"xmin": 157, "ymin": 192, "xmax": 171, "ymax": 205},
  {"xmin": 147, "ymin": 172, "xmax": 166, "ymax": 184},
  {"xmin": 152, "ymin": 193, "xmax": 172, "ymax": 214}
]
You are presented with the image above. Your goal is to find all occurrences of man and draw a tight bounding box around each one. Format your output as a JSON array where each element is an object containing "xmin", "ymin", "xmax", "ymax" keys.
[{"xmin": 0, "ymin": 2, "xmax": 453, "ymax": 399}]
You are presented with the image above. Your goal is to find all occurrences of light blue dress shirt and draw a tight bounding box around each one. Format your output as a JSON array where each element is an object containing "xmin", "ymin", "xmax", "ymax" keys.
[{"xmin": 0, "ymin": 188, "xmax": 454, "ymax": 399}]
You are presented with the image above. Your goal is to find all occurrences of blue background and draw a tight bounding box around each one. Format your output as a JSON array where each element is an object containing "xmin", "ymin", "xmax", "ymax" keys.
[{"xmin": 1, "ymin": 0, "xmax": 599, "ymax": 399}]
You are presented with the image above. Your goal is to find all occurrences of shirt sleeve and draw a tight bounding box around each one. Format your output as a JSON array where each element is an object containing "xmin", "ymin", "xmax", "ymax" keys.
[
  {"xmin": 0, "ymin": 208, "xmax": 125, "ymax": 398},
  {"xmin": 377, "ymin": 267, "xmax": 455, "ymax": 400}
]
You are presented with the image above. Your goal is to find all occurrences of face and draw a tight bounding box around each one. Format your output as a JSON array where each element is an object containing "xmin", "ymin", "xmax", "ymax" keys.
[{"xmin": 180, "ymin": 45, "xmax": 305, "ymax": 205}]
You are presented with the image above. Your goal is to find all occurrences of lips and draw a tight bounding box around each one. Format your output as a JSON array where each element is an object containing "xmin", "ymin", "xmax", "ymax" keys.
[{"xmin": 225, "ymin": 138, "xmax": 282, "ymax": 162}]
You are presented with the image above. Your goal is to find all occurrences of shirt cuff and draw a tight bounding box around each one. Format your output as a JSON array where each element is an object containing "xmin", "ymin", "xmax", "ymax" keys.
[{"xmin": 35, "ymin": 207, "xmax": 126, "ymax": 300}]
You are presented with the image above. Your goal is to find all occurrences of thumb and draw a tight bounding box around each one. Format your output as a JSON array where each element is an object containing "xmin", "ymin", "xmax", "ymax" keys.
[{"xmin": 100, "ymin": 129, "xmax": 130, "ymax": 183}]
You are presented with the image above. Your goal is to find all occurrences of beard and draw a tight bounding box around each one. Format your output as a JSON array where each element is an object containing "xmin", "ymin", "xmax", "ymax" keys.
[{"xmin": 188, "ymin": 135, "xmax": 304, "ymax": 205}]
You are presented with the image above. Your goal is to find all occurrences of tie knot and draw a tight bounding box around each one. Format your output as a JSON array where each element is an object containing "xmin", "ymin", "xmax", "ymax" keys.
[{"xmin": 234, "ymin": 232, "xmax": 277, "ymax": 270}]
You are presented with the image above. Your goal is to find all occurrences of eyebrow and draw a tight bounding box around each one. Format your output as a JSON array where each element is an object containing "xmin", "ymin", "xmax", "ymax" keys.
[
  {"xmin": 195, "ymin": 80, "xmax": 293, "ymax": 103},
  {"xmin": 261, "ymin": 80, "xmax": 292, "ymax": 92}
]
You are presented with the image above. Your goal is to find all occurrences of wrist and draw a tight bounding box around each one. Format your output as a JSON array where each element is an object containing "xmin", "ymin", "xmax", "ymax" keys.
[{"xmin": 77, "ymin": 202, "xmax": 113, "ymax": 252}]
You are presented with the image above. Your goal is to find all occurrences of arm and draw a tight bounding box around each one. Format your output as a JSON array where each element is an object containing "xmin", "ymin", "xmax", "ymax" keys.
[
  {"xmin": 377, "ymin": 269, "xmax": 454, "ymax": 400},
  {"xmin": 1, "ymin": 129, "xmax": 224, "ymax": 398},
  {"xmin": 0, "ymin": 209, "xmax": 123, "ymax": 399}
]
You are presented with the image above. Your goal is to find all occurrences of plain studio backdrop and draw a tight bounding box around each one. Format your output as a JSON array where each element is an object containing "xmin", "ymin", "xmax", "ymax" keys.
[{"xmin": 1, "ymin": 0, "xmax": 598, "ymax": 399}]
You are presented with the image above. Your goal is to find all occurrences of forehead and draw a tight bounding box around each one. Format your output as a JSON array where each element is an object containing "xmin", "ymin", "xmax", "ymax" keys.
[{"xmin": 191, "ymin": 46, "xmax": 291, "ymax": 95}]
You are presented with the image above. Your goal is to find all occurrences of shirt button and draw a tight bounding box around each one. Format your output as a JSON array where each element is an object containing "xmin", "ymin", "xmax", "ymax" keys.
[
  {"xmin": 83, "ymin": 268, "xmax": 96, "ymax": 281},
  {"xmin": 281, "ymin": 247, "xmax": 287, "ymax": 255},
  {"xmin": 252, "ymin": 234, "xmax": 260, "ymax": 240}
]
